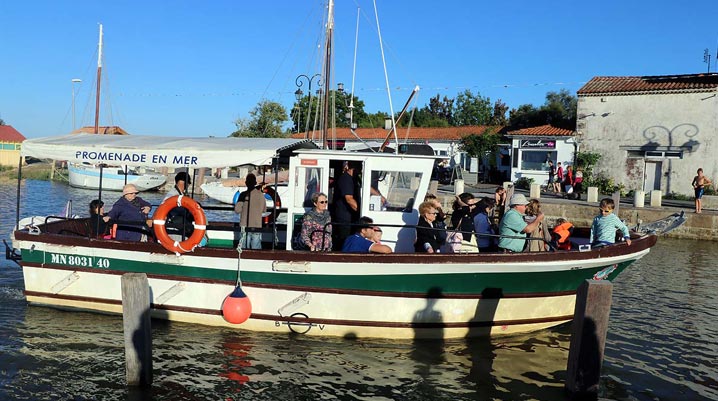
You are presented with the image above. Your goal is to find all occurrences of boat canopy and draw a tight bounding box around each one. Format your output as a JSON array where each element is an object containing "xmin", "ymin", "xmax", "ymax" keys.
[{"xmin": 21, "ymin": 134, "xmax": 318, "ymax": 168}]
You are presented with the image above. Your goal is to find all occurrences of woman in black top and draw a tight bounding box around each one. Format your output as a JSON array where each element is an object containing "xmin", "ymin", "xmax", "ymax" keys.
[
  {"xmin": 89, "ymin": 199, "xmax": 110, "ymax": 238},
  {"xmin": 415, "ymin": 201, "xmax": 444, "ymax": 253}
]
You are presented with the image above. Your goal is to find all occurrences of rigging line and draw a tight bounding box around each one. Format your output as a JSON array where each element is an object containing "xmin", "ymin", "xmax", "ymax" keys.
[
  {"xmin": 372, "ymin": 0, "xmax": 397, "ymax": 153},
  {"xmin": 349, "ymin": 7, "xmax": 360, "ymax": 128}
]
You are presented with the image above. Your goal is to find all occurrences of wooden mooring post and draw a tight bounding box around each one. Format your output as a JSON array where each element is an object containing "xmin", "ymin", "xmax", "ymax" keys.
[
  {"xmin": 121, "ymin": 273, "xmax": 153, "ymax": 386},
  {"xmin": 566, "ymin": 279, "xmax": 613, "ymax": 400}
]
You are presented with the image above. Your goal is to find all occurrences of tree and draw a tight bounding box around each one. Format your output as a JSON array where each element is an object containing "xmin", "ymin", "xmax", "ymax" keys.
[
  {"xmin": 0, "ymin": 118, "xmax": 5, "ymax": 125},
  {"xmin": 489, "ymin": 99, "xmax": 509, "ymax": 126},
  {"xmin": 231, "ymin": 100, "xmax": 289, "ymax": 138},
  {"xmin": 452, "ymin": 90, "xmax": 492, "ymax": 126},
  {"xmin": 458, "ymin": 128, "xmax": 502, "ymax": 168},
  {"xmin": 507, "ymin": 89, "xmax": 577, "ymax": 129},
  {"xmin": 292, "ymin": 90, "xmax": 369, "ymax": 132}
]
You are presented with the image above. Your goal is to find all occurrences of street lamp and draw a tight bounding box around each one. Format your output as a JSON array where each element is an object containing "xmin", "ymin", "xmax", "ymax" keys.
[
  {"xmin": 295, "ymin": 73, "xmax": 322, "ymax": 136},
  {"xmin": 71, "ymin": 78, "xmax": 82, "ymax": 130}
]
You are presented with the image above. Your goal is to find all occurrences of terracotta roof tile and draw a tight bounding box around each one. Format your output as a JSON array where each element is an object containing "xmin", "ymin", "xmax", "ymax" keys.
[
  {"xmin": 507, "ymin": 124, "xmax": 574, "ymax": 137},
  {"xmin": 290, "ymin": 126, "xmax": 503, "ymax": 141},
  {"xmin": 0, "ymin": 125, "xmax": 26, "ymax": 142},
  {"xmin": 578, "ymin": 74, "xmax": 718, "ymax": 96}
]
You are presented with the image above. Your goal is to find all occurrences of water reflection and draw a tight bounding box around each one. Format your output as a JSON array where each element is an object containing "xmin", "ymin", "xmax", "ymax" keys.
[{"xmin": 1, "ymin": 181, "xmax": 718, "ymax": 400}]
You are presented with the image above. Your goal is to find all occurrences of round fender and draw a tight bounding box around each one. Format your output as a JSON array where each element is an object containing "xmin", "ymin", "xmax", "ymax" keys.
[{"xmin": 153, "ymin": 195, "xmax": 207, "ymax": 254}]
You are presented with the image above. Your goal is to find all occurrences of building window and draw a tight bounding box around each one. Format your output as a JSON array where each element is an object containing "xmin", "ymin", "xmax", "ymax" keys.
[{"xmin": 521, "ymin": 150, "xmax": 557, "ymax": 171}]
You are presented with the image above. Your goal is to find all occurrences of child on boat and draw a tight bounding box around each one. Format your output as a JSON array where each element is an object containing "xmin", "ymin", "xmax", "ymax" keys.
[
  {"xmin": 551, "ymin": 218, "xmax": 574, "ymax": 250},
  {"xmin": 590, "ymin": 198, "xmax": 631, "ymax": 247}
]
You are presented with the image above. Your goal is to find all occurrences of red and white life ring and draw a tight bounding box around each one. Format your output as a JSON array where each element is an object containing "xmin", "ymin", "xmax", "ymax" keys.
[{"xmin": 153, "ymin": 195, "xmax": 207, "ymax": 254}]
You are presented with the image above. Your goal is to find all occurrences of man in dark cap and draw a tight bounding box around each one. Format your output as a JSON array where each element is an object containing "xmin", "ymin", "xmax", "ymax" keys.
[
  {"xmin": 234, "ymin": 173, "xmax": 267, "ymax": 249},
  {"xmin": 163, "ymin": 170, "xmax": 194, "ymax": 241}
]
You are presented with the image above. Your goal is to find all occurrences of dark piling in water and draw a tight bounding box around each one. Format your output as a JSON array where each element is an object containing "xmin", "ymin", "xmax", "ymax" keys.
[
  {"xmin": 121, "ymin": 273, "xmax": 153, "ymax": 386},
  {"xmin": 565, "ymin": 279, "xmax": 613, "ymax": 400}
]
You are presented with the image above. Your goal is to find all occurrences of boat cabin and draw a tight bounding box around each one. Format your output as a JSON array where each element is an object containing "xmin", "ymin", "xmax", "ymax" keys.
[{"xmin": 285, "ymin": 149, "xmax": 436, "ymax": 252}]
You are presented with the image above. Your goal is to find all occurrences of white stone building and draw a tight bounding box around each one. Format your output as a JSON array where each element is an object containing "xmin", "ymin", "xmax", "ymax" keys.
[
  {"xmin": 576, "ymin": 74, "xmax": 718, "ymax": 196},
  {"xmin": 505, "ymin": 125, "xmax": 576, "ymax": 186}
]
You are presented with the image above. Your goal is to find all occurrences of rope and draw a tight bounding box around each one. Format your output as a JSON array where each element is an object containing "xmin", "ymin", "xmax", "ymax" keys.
[{"xmin": 235, "ymin": 226, "xmax": 244, "ymax": 287}]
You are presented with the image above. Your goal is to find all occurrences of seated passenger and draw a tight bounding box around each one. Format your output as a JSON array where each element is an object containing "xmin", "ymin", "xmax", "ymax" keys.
[
  {"xmin": 497, "ymin": 194, "xmax": 544, "ymax": 253},
  {"xmin": 342, "ymin": 216, "xmax": 392, "ymax": 253},
  {"xmin": 89, "ymin": 199, "xmax": 110, "ymax": 239},
  {"xmin": 415, "ymin": 201, "xmax": 445, "ymax": 253},
  {"xmin": 523, "ymin": 199, "xmax": 551, "ymax": 252},
  {"xmin": 552, "ymin": 218, "xmax": 574, "ymax": 250},
  {"xmin": 473, "ymin": 198, "xmax": 497, "ymax": 252},
  {"xmin": 590, "ymin": 198, "xmax": 632, "ymax": 247},
  {"xmin": 299, "ymin": 192, "xmax": 332, "ymax": 251},
  {"xmin": 106, "ymin": 184, "xmax": 152, "ymax": 241}
]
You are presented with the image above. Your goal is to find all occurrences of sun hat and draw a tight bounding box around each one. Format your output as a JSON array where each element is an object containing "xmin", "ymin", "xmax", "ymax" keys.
[
  {"xmin": 509, "ymin": 193, "xmax": 529, "ymax": 206},
  {"xmin": 122, "ymin": 184, "xmax": 139, "ymax": 195}
]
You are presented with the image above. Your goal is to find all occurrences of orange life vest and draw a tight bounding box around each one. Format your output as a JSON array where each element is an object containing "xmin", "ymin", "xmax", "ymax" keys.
[{"xmin": 552, "ymin": 222, "xmax": 574, "ymax": 250}]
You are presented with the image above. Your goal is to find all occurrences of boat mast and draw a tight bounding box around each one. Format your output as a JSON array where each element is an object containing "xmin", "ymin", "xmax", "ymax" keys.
[
  {"xmin": 94, "ymin": 24, "xmax": 103, "ymax": 135},
  {"xmin": 321, "ymin": 0, "xmax": 334, "ymax": 150}
]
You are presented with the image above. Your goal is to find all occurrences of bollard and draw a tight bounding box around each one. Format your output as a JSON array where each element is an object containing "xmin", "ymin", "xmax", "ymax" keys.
[
  {"xmin": 530, "ymin": 183, "xmax": 541, "ymax": 199},
  {"xmin": 121, "ymin": 273, "xmax": 153, "ymax": 386},
  {"xmin": 428, "ymin": 180, "xmax": 439, "ymax": 196},
  {"xmin": 611, "ymin": 191, "xmax": 621, "ymax": 215},
  {"xmin": 633, "ymin": 190, "xmax": 645, "ymax": 208},
  {"xmin": 650, "ymin": 190, "xmax": 662, "ymax": 207},
  {"xmin": 587, "ymin": 187, "xmax": 599, "ymax": 203},
  {"xmin": 566, "ymin": 279, "xmax": 613, "ymax": 399},
  {"xmin": 454, "ymin": 179, "xmax": 465, "ymax": 195}
]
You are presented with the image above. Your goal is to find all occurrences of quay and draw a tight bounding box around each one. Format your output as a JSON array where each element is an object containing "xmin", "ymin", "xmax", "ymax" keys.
[{"xmin": 435, "ymin": 183, "xmax": 718, "ymax": 242}]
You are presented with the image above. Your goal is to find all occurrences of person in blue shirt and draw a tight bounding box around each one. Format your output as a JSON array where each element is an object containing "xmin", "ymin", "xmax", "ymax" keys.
[
  {"xmin": 497, "ymin": 194, "xmax": 545, "ymax": 253},
  {"xmin": 590, "ymin": 198, "xmax": 632, "ymax": 247},
  {"xmin": 341, "ymin": 216, "xmax": 392, "ymax": 253}
]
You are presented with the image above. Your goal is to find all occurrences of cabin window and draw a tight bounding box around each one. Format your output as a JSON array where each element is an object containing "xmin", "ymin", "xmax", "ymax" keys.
[
  {"xmin": 293, "ymin": 166, "xmax": 322, "ymax": 208},
  {"xmin": 521, "ymin": 150, "xmax": 556, "ymax": 171},
  {"xmin": 371, "ymin": 170, "xmax": 423, "ymax": 212}
]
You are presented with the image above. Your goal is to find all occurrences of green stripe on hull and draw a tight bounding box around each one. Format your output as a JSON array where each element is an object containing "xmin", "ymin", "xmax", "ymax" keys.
[{"xmin": 21, "ymin": 248, "xmax": 634, "ymax": 295}]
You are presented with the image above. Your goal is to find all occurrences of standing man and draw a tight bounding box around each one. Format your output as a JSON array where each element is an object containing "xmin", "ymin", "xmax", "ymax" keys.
[
  {"xmin": 332, "ymin": 161, "xmax": 361, "ymax": 250},
  {"xmin": 163, "ymin": 171, "xmax": 194, "ymax": 241},
  {"xmin": 235, "ymin": 173, "xmax": 266, "ymax": 249},
  {"xmin": 498, "ymin": 194, "xmax": 545, "ymax": 253}
]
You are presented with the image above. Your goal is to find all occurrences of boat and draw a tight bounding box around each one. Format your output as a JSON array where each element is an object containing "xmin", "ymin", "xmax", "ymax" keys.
[
  {"xmin": 5, "ymin": 132, "xmax": 665, "ymax": 339},
  {"xmin": 66, "ymin": 25, "xmax": 166, "ymax": 192},
  {"xmin": 200, "ymin": 179, "xmax": 290, "ymax": 207},
  {"xmin": 69, "ymin": 163, "xmax": 166, "ymax": 191}
]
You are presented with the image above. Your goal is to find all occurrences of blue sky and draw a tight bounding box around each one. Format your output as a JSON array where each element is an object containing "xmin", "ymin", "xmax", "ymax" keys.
[{"xmin": 1, "ymin": 0, "xmax": 717, "ymax": 138}]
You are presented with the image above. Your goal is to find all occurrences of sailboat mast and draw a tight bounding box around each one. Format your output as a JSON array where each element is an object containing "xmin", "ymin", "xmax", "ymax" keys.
[
  {"xmin": 321, "ymin": 0, "xmax": 334, "ymax": 150},
  {"xmin": 94, "ymin": 24, "xmax": 103, "ymax": 135}
]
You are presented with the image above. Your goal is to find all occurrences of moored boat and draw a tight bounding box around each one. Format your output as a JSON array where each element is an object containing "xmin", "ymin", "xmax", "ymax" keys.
[
  {"xmin": 7, "ymin": 133, "xmax": 661, "ymax": 339},
  {"xmin": 68, "ymin": 163, "xmax": 166, "ymax": 191}
]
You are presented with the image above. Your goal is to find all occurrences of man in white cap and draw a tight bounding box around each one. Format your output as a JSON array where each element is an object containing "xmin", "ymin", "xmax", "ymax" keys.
[{"xmin": 498, "ymin": 193, "xmax": 544, "ymax": 252}]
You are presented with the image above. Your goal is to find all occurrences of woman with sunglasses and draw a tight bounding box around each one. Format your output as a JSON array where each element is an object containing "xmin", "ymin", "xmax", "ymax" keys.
[
  {"xmin": 298, "ymin": 192, "xmax": 332, "ymax": 251},
  {"xmin": 415, "ymin": 201, "xmax": 444, "ymax": 253}
]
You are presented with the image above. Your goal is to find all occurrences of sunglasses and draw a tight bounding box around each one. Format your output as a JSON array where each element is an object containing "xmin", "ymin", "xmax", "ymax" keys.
[
  {"xmin": 599, "ymin": 208, "xmax": 611, "ymax": 214},
  {"xmin": 317, "ymin": 200, "xmax": 328, "ymax": 204},
  {"xmin": 373, "ymin": 227, "xmax": 382, "ymax": 232},
  {"xmin": 125, "ymin": 192, "xmax": 139, "ymax": 195}
]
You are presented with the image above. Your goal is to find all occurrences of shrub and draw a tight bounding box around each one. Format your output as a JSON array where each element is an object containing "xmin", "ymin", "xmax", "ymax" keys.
[
  {"xmin": 514, "ymin": 177, "xmax": 534, "ymax": 190},
  {"xmin": 584, "ymin": 173, "xmax": 626, "ymax": 196},
  {"xmin": 664, "ymin": 192, "xmax": 692, "ymax": 201}
]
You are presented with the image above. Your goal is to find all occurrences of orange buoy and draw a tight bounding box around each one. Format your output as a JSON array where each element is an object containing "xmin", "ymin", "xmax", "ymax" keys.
[
  {"xmin": 153, "ymin": 195, "xmax": 207, "ymax": 254},
  {"xmin": 222, "ymin": 286, "xmax": 252, "ymax": 324}
]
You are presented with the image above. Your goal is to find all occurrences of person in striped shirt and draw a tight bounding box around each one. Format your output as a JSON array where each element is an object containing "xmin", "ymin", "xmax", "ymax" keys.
[{"xmin": 590, "ymin": 198, "xmax": 632, "ymax": 247}]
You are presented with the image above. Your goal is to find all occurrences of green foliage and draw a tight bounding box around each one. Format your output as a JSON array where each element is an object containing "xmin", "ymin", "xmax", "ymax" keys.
[
  {"xmin": 292, "ymin": 90, "xmax": 368, "ymax": 132},
  {"xmin": 458, "ymin": 128, "xmax": 501, "ymax": 167},
  {"xmin": 0, "ymin": 118, "xmax": 5, "ymax": 125},
  {"xmin": 664, "ymin": 192, "xmax": 692, "ymax": 201},
  {"xmin": 514, "ymin": 177, "xmax": 534, "ymax": 190},
  {"xmin": 508, "ymin": 89, "xmax": 577, "ymax": 130},
  {"xmin": 452, "ymin": 90, "xmax": 492, "ymax": 126},
  {"xmin": 575, "ymin": 151, "xmax": 601, "ymax": 170},
  {"xmin": 705, "ymin": 186, "xmax": 717, "ymax": 196},
  {"xmin": 232, "ymin": 100, "xmax": 289, "ymax": 138},
  {"xmin": 489, "ymin": 99, "xmax": 509, "ymax": 126},
  {"xmin": 584, "ymin": 173, "xmax": 626, "ymax": 196}
]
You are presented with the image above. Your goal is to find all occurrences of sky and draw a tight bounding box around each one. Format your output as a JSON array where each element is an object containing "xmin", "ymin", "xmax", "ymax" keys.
[{"xmin": 1, "ymin": 0, "xmax": 717, "ymax": 139}]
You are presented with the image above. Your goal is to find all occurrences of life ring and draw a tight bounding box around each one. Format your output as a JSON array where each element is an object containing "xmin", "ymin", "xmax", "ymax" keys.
[{"xmin": 153, "ymin": 195, "xmax": 207, "ymax": 254}]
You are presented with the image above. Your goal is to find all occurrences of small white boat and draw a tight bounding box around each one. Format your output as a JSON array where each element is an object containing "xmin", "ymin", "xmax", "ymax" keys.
[
  {"xmin": 68, "ymin": 163, "xmax": 166, "ymax": 191},
  {"xmin": 201, "ymin": 180, "xmax": 290, "ymax": 207}
]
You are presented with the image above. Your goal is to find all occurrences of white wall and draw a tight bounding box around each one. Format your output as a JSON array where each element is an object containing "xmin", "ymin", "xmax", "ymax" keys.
[{"xmin": 577, "ymin": 91, "xmax": 718, "ymax": 195}]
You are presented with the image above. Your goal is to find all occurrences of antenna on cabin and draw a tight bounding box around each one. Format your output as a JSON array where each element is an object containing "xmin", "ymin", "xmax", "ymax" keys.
[{"xmin": 704, "ymin": 48, "xmax": 711, "ymax": 73}]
